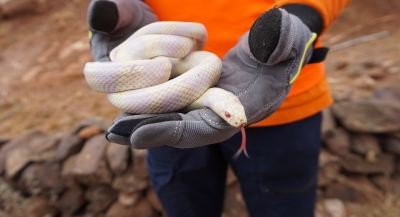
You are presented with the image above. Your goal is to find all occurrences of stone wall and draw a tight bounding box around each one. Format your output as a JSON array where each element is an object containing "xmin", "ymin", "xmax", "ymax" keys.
[{"xmin": 1, "ymin": 84, "xmax": 400, "ymax": 217}]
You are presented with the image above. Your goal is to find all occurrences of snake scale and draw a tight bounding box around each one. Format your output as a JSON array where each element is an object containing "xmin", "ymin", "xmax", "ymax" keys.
[{"xmin": 84, "ymin": 22, "xmax": 248, "ymax": 158}]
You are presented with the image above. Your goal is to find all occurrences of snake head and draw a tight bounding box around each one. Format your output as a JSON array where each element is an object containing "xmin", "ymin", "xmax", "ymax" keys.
[
  {"xmin": 205, "ymin": 88, "xmax": 247, "ymax": 128},
  {"xmin": 188, "ymin": 87, "xmax": 247, "ymax": 128},
  {"xmin": 222, "ymin": 104, "xmax": 247, "ymax": 128}
]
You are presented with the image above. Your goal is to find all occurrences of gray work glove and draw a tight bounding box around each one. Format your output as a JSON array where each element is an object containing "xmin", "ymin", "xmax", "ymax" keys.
[
  {"xmin": 105, "ymin": 8, "xmax": 319, "ymax": 149},
  {"xmin": 88, "ymin": 0, "xmax": 157, "ymax": 62}
]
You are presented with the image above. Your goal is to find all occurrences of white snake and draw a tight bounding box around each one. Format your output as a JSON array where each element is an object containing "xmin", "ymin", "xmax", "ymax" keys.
[{"xmin": 84, "ymin": 22, "xmax": 248, "ymax": 158}]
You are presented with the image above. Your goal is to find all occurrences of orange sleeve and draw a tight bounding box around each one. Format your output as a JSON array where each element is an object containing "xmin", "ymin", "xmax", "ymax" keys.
[{"xmin": 274, "ymin": 0, "xmax": 352, "ymax": 33}]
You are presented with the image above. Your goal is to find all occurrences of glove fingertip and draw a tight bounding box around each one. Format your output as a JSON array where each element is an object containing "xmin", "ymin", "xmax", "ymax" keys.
[
  {"xmin": 249, "ymin": 7, "xmax": 282, "ymax": 63},
  {"xmin": 105, "ymin": 132, "xmax": 132, "ymax": 146},
  {"xmin": 88, "ymin": 0, "xmax": 119, "ymax": 33}
]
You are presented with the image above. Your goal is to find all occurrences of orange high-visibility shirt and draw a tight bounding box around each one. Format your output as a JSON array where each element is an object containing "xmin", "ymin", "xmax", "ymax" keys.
[{"xmin": 145, "ymin": 0, "xmax": 351, "ymax": 126}]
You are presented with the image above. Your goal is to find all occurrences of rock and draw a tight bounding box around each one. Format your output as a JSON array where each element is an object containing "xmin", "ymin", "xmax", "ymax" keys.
[
  {"xmin": 17, "ymin": 163, "xmax": 65, "ymax": 196},
  {"xmin": 73, "ymin": 117, "xmax": 113, "ymax": 134},
  {"xmin": 380, "ymin": 136, "xmax": 400, "ymax": 155},
  {"xmin": 319, "ymin": 149, "xmax": 340, "ymax": 167},
  {"xmin": 318, "ymin": 150, "xmax": 341, "ymax": 187},
  {"xmin": 0, "ymin": 176, "xmax": 32, "ymax": 215},
  {"xmin": 321, "ymin": 108, "xmax": 336, "ymax": 140},
  {"xmin": 316, "ymin": 189, "xmax": 324, "ymax": 201},
  {"xmin": 323, "ymin": 199, "xmax": 346, "ymax": 217},
  {"xmin": 373, "ymin": 84, "xmax": 400, "ymax": 101},
  {"xmin": 396, "ymin": 158, "xmax": 400, "ymax": 175},
  {"xmin": 105, "ymin": 198, "xmax": 158, "ymax": 217},
  {"xmin": 78, "ymin": 125, "xmax": 103, "ymax": 139},
  {"xmin": 340, "ymin": 152, "xmax": 395, "ymax": 174},
  {"xmin": 350, "ymin": 133, "xmax": 381, "ymax": 155},
  {"xmin": 325, "ymin": 182, "xmax": 365, "ymax": 202},
  {"xmin": 0, "ymin": 0, "xmax": 48, "ymax": 19},
  {"xmin": 61, "ymin": 154, "xmax": 78, "ymax": 187},
  {"xmin": 118, "ymin": 192, "xmax": 142, "ymax": 207},
  {"xmin": 366, "ymin": 67, "xmax": 386, "ymax": 79},
  {"xmin": 85, "ymin": 185, "xmax": 118, "ymax": 214},
  {"xmin": 58, "ymin": 40, "xmax": 88, "ymax": 60},
  {"xmin": 389, "ymin": 131, "xmax": 400, "ymax": 140},
  {"xmin": 24, "ymin": 196, "xmax": 58, "ymax": 217},
  {"xmin": 57, "ymin": 185, "xmax": 86, "ymax": 216},
  {"xmin": 5, "ymin": 147, "xmax": 30, "ymax": 179},
  {"xmin": 331, "ymin": 85, "xmax": 353, "ymax": 102},
  {"xmin": 393, "ymin": 175, "xmax": 400, "ymax": 193},
  {"xmin": 343, "ymin": 175, "xmax": 384, "ymax": 199},
  {"xmin": 350, "ymin": 89, "xmax": 373, "ymax": 101},
  {"xmin": 72, "ymin": 134, "xmax": 112, "ymax": 185},
  {"xmin": 332, "ymin": 100, "xmax": 400, "ymax": 133},
  {"xmin": 226, "ymin": 166, "xmax": 238, "ymax": 186},
  {"xmin": 323, "ymin": 127, "xmax": 350, "ymax": 157},
  {"xmin": 0, "ymin": 136, "xmax": 9, "ymax": 147},
  {"xmin": 343, "ymin": 202, "xmax": 368, "ymax": 217},
  {"xmin": 314, "ymin": 209, "xmax": 326, "ymax": 217},
  {"xmin": 383, "ymin": 83, "xmax": 400, "ymax": 100},
  {"xmin": 373, "ymin": 88, "xmax": 399, "ymax": 101},
  {"xmin": 318, "ymin": 163, "xmax": 341, "ymax": 187},
  {"xmin": 363, "ymin": 60, "xmax": 380, "ymax": 69},
  {"xmin": 4, "ymin": 132, "xmax": 60, "ymax": 179},
  {"xmin": 222, "ymin": 182, "xmax": 248, "ymax": 217},
  {"xmin": 146, "ymin": 188, "xmax": 163, "ymax": 213},
  {"xmin": 54, "ymin": 133, "xmax": 83, "ymax": 162},
  {"xmin": 132, "ymin": 149, "xmax": 148, "ymax": 179},
  {"xmin": 334, "ymin": 60, "xmax": 348, "ymax": 70},
  {"xmin": 78, "ymin": 158, "xmax": 113, "ymax": 186},
  {"xmin": 388, "ymin": 66, "xmax": 400, "ymax": 74},
  {"xmin": 381, "ymin": 60, "xmax": 394, "ymax": 69},
  {"xmin": 106, "ymin": 143, "xmax": 130, "ymax": 176},
  {"xmin": 71, "ymin": 214, "xmax": 96, "ymax": 217},
  {"xmin": 365, "ymin": 150, "xmax": 378, "ymax": 162},
  {"xmin": 346, "ymin": 63, "xmax": 364, "ymax": 77},
  {"xmin": 112, "ymin": 164, "xmax": 149, "ymax": 193},
  {"xmin": 22, "ymin": 65, "xmax": 42, "ymax": 82},
  {"xmin": 354, "ymin": 75, "xmax": 376, "ymax": 89},
  {"xmin": 370, "ymin": 175, "xmax": 393, "ymax": 192},
  {"xmin": 135, "ymin": 199, "xmax": 163, "ymax": 217},
  {"xmin": 0, "ymin": 130, "xmax": 42, "ymax": 175},
  {"xmin": 29, "ymin": 136, "xmax": 59, "ymax": 162}
]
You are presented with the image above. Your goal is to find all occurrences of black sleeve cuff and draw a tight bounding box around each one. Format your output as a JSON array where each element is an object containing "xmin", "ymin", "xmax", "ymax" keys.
[{"xmin": 281, "ymin": 4, "xmax": 324, "ymax": 36}]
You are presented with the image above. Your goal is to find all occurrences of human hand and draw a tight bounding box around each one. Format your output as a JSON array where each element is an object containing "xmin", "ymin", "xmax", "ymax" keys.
[
  {"xmin": 105, "ymin": 8, "xmax": 318, "ymax": 153},
  {"xmin": 87, "ymin": 0, "xmax": 157, "ymax": 61}
]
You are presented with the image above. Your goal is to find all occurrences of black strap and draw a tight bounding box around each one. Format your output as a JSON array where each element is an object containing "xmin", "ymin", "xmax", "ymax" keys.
[{"xmin": 309, "ymin": 47, "xmax": 329, "ymax": 64}]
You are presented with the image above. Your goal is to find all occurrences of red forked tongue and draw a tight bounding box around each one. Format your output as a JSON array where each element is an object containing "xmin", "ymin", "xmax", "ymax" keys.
[{"xmin": 231, "ymin": 127, "xmax": 249, "ymax": 160}]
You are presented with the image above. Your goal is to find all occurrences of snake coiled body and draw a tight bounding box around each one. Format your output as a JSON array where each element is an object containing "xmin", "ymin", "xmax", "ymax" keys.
[{"xmin": 84, "ymin": 22, "xmax": 247, "ymax": 128}]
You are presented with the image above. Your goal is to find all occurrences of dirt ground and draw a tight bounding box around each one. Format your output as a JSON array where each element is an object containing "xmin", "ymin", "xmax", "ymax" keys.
[
  {"xmin": 0, "ymin": 0, "xmax": 399, "ymax": 216},
  {"xmin": 0, "ymin": 0, "xmax": 120, "ymax": 138}
]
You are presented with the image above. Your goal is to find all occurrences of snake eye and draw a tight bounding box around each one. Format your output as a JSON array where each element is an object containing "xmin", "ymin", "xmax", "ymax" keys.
[{"xmin": 225, "ymin": 112, "xmax": 231, "ymax": 118}]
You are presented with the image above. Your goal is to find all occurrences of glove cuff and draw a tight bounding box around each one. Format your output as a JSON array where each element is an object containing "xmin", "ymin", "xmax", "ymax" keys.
[{"xmin": 281, "ymin": 4, "xmax": 324, "ymax": 36}]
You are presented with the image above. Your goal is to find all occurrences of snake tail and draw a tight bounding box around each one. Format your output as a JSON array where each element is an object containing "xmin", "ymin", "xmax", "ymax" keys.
[{"xmin": 231, "ymin": 127, "xmax": 248, "ymax": 160}]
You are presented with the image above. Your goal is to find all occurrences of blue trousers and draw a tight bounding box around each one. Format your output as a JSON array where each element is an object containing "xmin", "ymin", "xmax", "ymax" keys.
[{"xmin": 147, "ymin": 112, "xmax": 322, "ymax": 217}]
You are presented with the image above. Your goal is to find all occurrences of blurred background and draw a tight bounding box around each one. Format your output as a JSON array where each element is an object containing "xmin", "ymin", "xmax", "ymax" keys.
[{"xmin": 0, "ymin": 0, "xmax": 399, "ymax": 216}]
